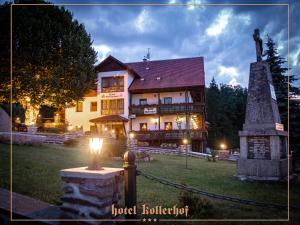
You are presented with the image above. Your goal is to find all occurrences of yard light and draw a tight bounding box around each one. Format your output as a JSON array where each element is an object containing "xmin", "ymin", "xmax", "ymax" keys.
[
  {"xmin": 220, "ymin": 143, "xmax": 227, "ymax": 150},
  {"xmin": 88, "ymin": 137, "xmax": 104, "ymax": 170},
  {"xmin": 183, "ymin": 138, "xmax": 188, "ymax": 145},
  {"xmin": 183, "ymin": 138, "xmax": 189, "ymax": 169},
  {"xmin": 129, "ymin": 132, "xmax": 135, "ymax": 139}
]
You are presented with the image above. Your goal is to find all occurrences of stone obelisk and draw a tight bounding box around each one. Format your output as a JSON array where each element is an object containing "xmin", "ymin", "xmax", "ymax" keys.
[{"xmin": 237, "ymin": 29, "xmax": 289, "ymax": 181}]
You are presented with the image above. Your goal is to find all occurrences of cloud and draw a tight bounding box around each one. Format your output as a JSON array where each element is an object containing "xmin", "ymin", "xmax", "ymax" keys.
[
  {"xmin": 186, "ymin": 0, "xmax": 206, "ymax": 11},
  {"xmin": 93, "ymin": 44, "xmax": 112, "ymax": 62},
  {"xmin": 218, "ymin": 65, "xmax": 240, "ymax": 85},
  {"xmin": 206, "ymin": 9, "xmax": 232, "ymax": 37},
  {"xmin": 134, "ymin": 9, "xmax": 156, "ymax": 33},
  {"xmin": 291, "ymin": 46, "xmax": 300, "ymax": 67},
  {"xmin": 57, "ymin": 1, "xmax": 299, "ymax": 87}
]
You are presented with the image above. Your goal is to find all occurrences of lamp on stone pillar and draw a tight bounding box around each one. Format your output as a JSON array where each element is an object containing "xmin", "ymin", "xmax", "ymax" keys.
[{"xmin": 88, "ymin": 137, "xmax": 103, "ymax": 170}]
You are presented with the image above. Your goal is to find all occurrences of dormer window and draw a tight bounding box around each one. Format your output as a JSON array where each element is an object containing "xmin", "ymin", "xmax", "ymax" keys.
[
  {"xmin": 156, "ymin": 76, "xmax": 161, "ymax": 80},
  {"xmin": 140, "ymin": 78, "xmax": 145, "ymax": 81}
]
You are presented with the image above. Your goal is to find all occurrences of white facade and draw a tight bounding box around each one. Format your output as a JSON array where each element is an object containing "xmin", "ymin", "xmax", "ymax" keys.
[
  {"xmin": 131, "ymin": 91, "xmax": 192, "ymax": 105},
  {"xmin": 65, "ymin": 70, "xmax": 197, "ymax": 134},
  {"xmin": 131, "ymin": 115, "xmax": 194, "ymax": 131},
  {"xmin": 65, "ymin": 70, "xmax": 134, "ymax": 132}
]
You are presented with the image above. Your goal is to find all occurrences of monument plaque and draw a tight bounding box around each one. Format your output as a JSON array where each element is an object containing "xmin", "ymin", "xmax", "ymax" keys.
[{"xmin": 247, "ymin": 136, "xmax": 270, "ymax": 160}]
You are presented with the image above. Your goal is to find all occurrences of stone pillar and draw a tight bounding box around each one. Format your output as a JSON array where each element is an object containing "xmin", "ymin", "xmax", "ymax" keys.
[
  {"xmin": 237, "ymin": 61, "xmax": 289, "ymax": 181},
  {"xmin": 60, "ymin": 167, "xmax": 123, "ymax": 224}
]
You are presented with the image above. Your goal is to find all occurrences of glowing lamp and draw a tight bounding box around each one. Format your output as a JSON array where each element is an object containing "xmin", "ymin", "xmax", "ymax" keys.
[
  {"xmin": 111, "ymin": 129, "xmax": 115, "ymax": 134},
  {"xmin": 183, "ymin": 138, "xmax": 188, "ymax": 145},
  {"xmin": 129, "ymin": 132, "xmax": 135, "ymax": 139},
  {"xmin": 67, "ymin": 125, "xmax": 73, "ymax": 131},
  {"xmin": 104, "ymin": 127, "xmax": 108, "ymax": 131},
  {"xmin": 220, "ymin": 143, "xmax": 226, "ymax": 150},
  {"xmin": 88, "ymin": 138, "xmax": 104, "ymax": 170}
]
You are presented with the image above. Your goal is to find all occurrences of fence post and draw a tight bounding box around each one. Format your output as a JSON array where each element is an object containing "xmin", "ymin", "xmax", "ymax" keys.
[{"xmin": 123, "ymin": 151, "xmax": 137, "ymax": 219}]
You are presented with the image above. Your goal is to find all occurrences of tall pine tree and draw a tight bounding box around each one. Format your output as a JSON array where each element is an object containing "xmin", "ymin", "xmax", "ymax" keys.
[{"xmin": 264, "ymin": 36, "xmax": 291, "ymax": 128}]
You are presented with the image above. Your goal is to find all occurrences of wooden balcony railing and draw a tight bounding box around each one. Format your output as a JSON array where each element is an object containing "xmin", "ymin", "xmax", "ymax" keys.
[
  {"xmin": 130, "ymin": 102, "xmax": 205, "ymax": 116},
  {"xmin": 132, "ymin": 129, "xmax": 206, "ymax": 141}
]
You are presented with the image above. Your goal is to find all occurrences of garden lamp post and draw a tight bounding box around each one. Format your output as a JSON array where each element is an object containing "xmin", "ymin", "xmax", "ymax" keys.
[
  {"xmin": 183, "ymin": 138, "xmax": 188, "ymax": 169},
  {"xmin": 220, "ymin": 143, "xmax": 227, "ymax": 150},
  {"xmin": 88, "ymin": 137, "xmax": 104, "ymax": 170},
  {"xmin": 129, "ymin": 132, "xmax": 135, "ymax": 139}
]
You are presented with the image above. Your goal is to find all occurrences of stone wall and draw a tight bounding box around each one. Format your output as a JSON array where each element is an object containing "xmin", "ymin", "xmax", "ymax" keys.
[
  {"xmin": 60, "ymin": 167, "xmax": 124, "ymax": 224},
  {"xmin": 0, "ymin": 132, "xmax": 46, "ymax": 145},
  {"xmin": 0, "ymin": 108, "xmax": 10, "ymax": 132}
]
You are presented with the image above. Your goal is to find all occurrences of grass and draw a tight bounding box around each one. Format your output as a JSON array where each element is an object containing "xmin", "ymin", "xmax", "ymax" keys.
[{"xmin": 0, "ymin": 140, "xmax": 299, "ymax": 222}]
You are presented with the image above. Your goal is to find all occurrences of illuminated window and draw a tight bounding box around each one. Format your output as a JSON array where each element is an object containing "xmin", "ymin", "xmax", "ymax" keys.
[
  {"xmin": 101, "ymin": 77, "xmax": 124, "ymax": 92},
  {"xmin": 90, "ymin": 101, "xmax": 97, "ymax": 112},
  {"xmin": 101, "ymin": 99, "xmax": 124, "ymax": 115},
  {"xmin": 76, "ymin": 102, "xmax": 83, "ymax": 112},
  {"xmin": 164, "ymin": 122, "xmax": 172, "ymax": 130},
  {"xmin": 140, "ymin": 123, "xmax": 148, "ymax": 131}
]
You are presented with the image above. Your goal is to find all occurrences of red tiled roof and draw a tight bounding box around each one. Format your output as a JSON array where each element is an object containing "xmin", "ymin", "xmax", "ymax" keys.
[{"xmin": 126, "ymin": 57, "xmax": 205, "ymax": 91}]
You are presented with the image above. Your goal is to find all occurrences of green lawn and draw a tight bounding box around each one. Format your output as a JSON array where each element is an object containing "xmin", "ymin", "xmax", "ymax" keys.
[{"xmin": 0, "ymin": 141, "xmax": 299, "ymax": 221}]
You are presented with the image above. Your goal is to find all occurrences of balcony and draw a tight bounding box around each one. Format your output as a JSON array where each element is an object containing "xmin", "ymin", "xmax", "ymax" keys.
[
  {"xmin": 132, "ymin": 129, "xmax": 206, "ymax": 141},
  {"xmin": 130, "ymin": 102, "xmax": 205, "ymax": 116}
]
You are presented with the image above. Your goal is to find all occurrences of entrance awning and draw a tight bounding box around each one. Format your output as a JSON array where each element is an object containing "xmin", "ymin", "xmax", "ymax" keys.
[{"xmin": 89, "ymin": 115, "xmax": 129, "ymax": 123}]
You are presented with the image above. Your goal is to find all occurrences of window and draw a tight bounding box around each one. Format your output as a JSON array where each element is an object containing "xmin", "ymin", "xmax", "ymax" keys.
[
  {"xmin": 101, "ymin": 99, "xmax": 124, "ymax": 115},
  {"xmin": 164, "ymin": 97, "xmax": 172, "ymax": 104},
  {"xmin": 165, "ymin": 122, "xmax": 172, "ymax": 130},
  {"xmin": 139, "ymin": 99, "xmax": 147, "ymax": 105},
  {"xmin": 140, "ymin": 123, "xmax": 148, "ymax": 131},
  {"xmin": 90, "ymin": 101, "xmax": 97, "ymax": 112},
  {"xmin": 76, "ymin": 102, "xmax": 83, "ymax": 112},
  {"xmin": 101, "ymin": 77, "xmax": 124, "ymax": 92}
]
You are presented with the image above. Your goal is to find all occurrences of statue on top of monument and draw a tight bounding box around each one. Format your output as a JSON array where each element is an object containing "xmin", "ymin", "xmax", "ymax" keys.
[{"xmin": 253, "ymin": 28, "xmax": 263, "ymax": 62}]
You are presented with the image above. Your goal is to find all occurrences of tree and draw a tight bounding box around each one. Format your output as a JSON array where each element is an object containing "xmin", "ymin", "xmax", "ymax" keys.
[
  {"xmin": 206, "ymin": 78, "xmax": 247, "ymax": 150},
  {"xmin": 0, "ymin": 0, "xmax": 97, "ymax": 124},
  {"xmin": 264, "ymin": 36, "xmax": 294, "ymax": 128},
  {"xmin": 264, "ymin": 36, "xmax": 299, "ymax": 159},
  {"xmin": 290, "ymin": 87, "xmax": 300, "ymax": 159},
  {"xmin": 206, "ymin": 78, "xmax": 220, "ymax": 148}
]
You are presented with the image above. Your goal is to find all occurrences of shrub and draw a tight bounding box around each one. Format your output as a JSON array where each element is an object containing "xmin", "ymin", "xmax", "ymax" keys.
[
  {"xmin": 63, "ymin": 139, "xmax": 79, "ymax": 147},
  {"xmin": 178, "ymin": 191, "xmax": 213, "ymax": 218},
  {"xmin": 207, "ymin": 149, "xmax": 218, "ymax": 162}
]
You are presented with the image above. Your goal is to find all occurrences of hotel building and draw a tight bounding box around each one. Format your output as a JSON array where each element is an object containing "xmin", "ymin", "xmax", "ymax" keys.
[{"xmin": 65, "ymin": 55, "xmax": 207, "ymax": 152}]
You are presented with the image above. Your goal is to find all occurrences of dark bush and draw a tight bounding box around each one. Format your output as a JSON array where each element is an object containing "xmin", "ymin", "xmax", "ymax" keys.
[{"xmin": 178, "ymin": 191, "xmax": 213, "ymax": 218}]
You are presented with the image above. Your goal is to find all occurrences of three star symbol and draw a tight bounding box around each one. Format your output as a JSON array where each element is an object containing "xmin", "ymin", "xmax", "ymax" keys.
[{"xmin": 142, "ymin": 218, "xmax": 158, "ymax": 222}]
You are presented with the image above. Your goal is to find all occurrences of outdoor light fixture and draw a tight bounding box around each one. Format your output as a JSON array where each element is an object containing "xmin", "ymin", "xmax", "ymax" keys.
[
  {"xmin": 220, "ymin": 143, "xmax": 227, "ymax": 150},
  {"xmin": 111, "ymin": 129, "xmax": 115, "ymax": 134},
  {"xmin": 88, "ymin": 137, "xmax": 104, "ymax": 170},
  {"xmin": 129, "ymin": 132, "xmax": 135, "ymax": 139},
  {"xmin": 183, "ymin": 138, "xmax": 188, "ymax": 145},
  {"xmin": 67, "ymin": 125, "xmax": 73, "ymax": 131},
  {"xmin": 104, "ymin": 127, "xmax": 108, "ymax": 131},
  {"xmin": 183, "ymin": 138, "xmax": 189, "ymax": 169}
]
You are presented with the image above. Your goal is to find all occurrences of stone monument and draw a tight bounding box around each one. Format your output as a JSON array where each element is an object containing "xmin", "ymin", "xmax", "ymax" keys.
[{"xmin": 237, "ymin": 29, "xmax": 289, "ymax": 180}]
